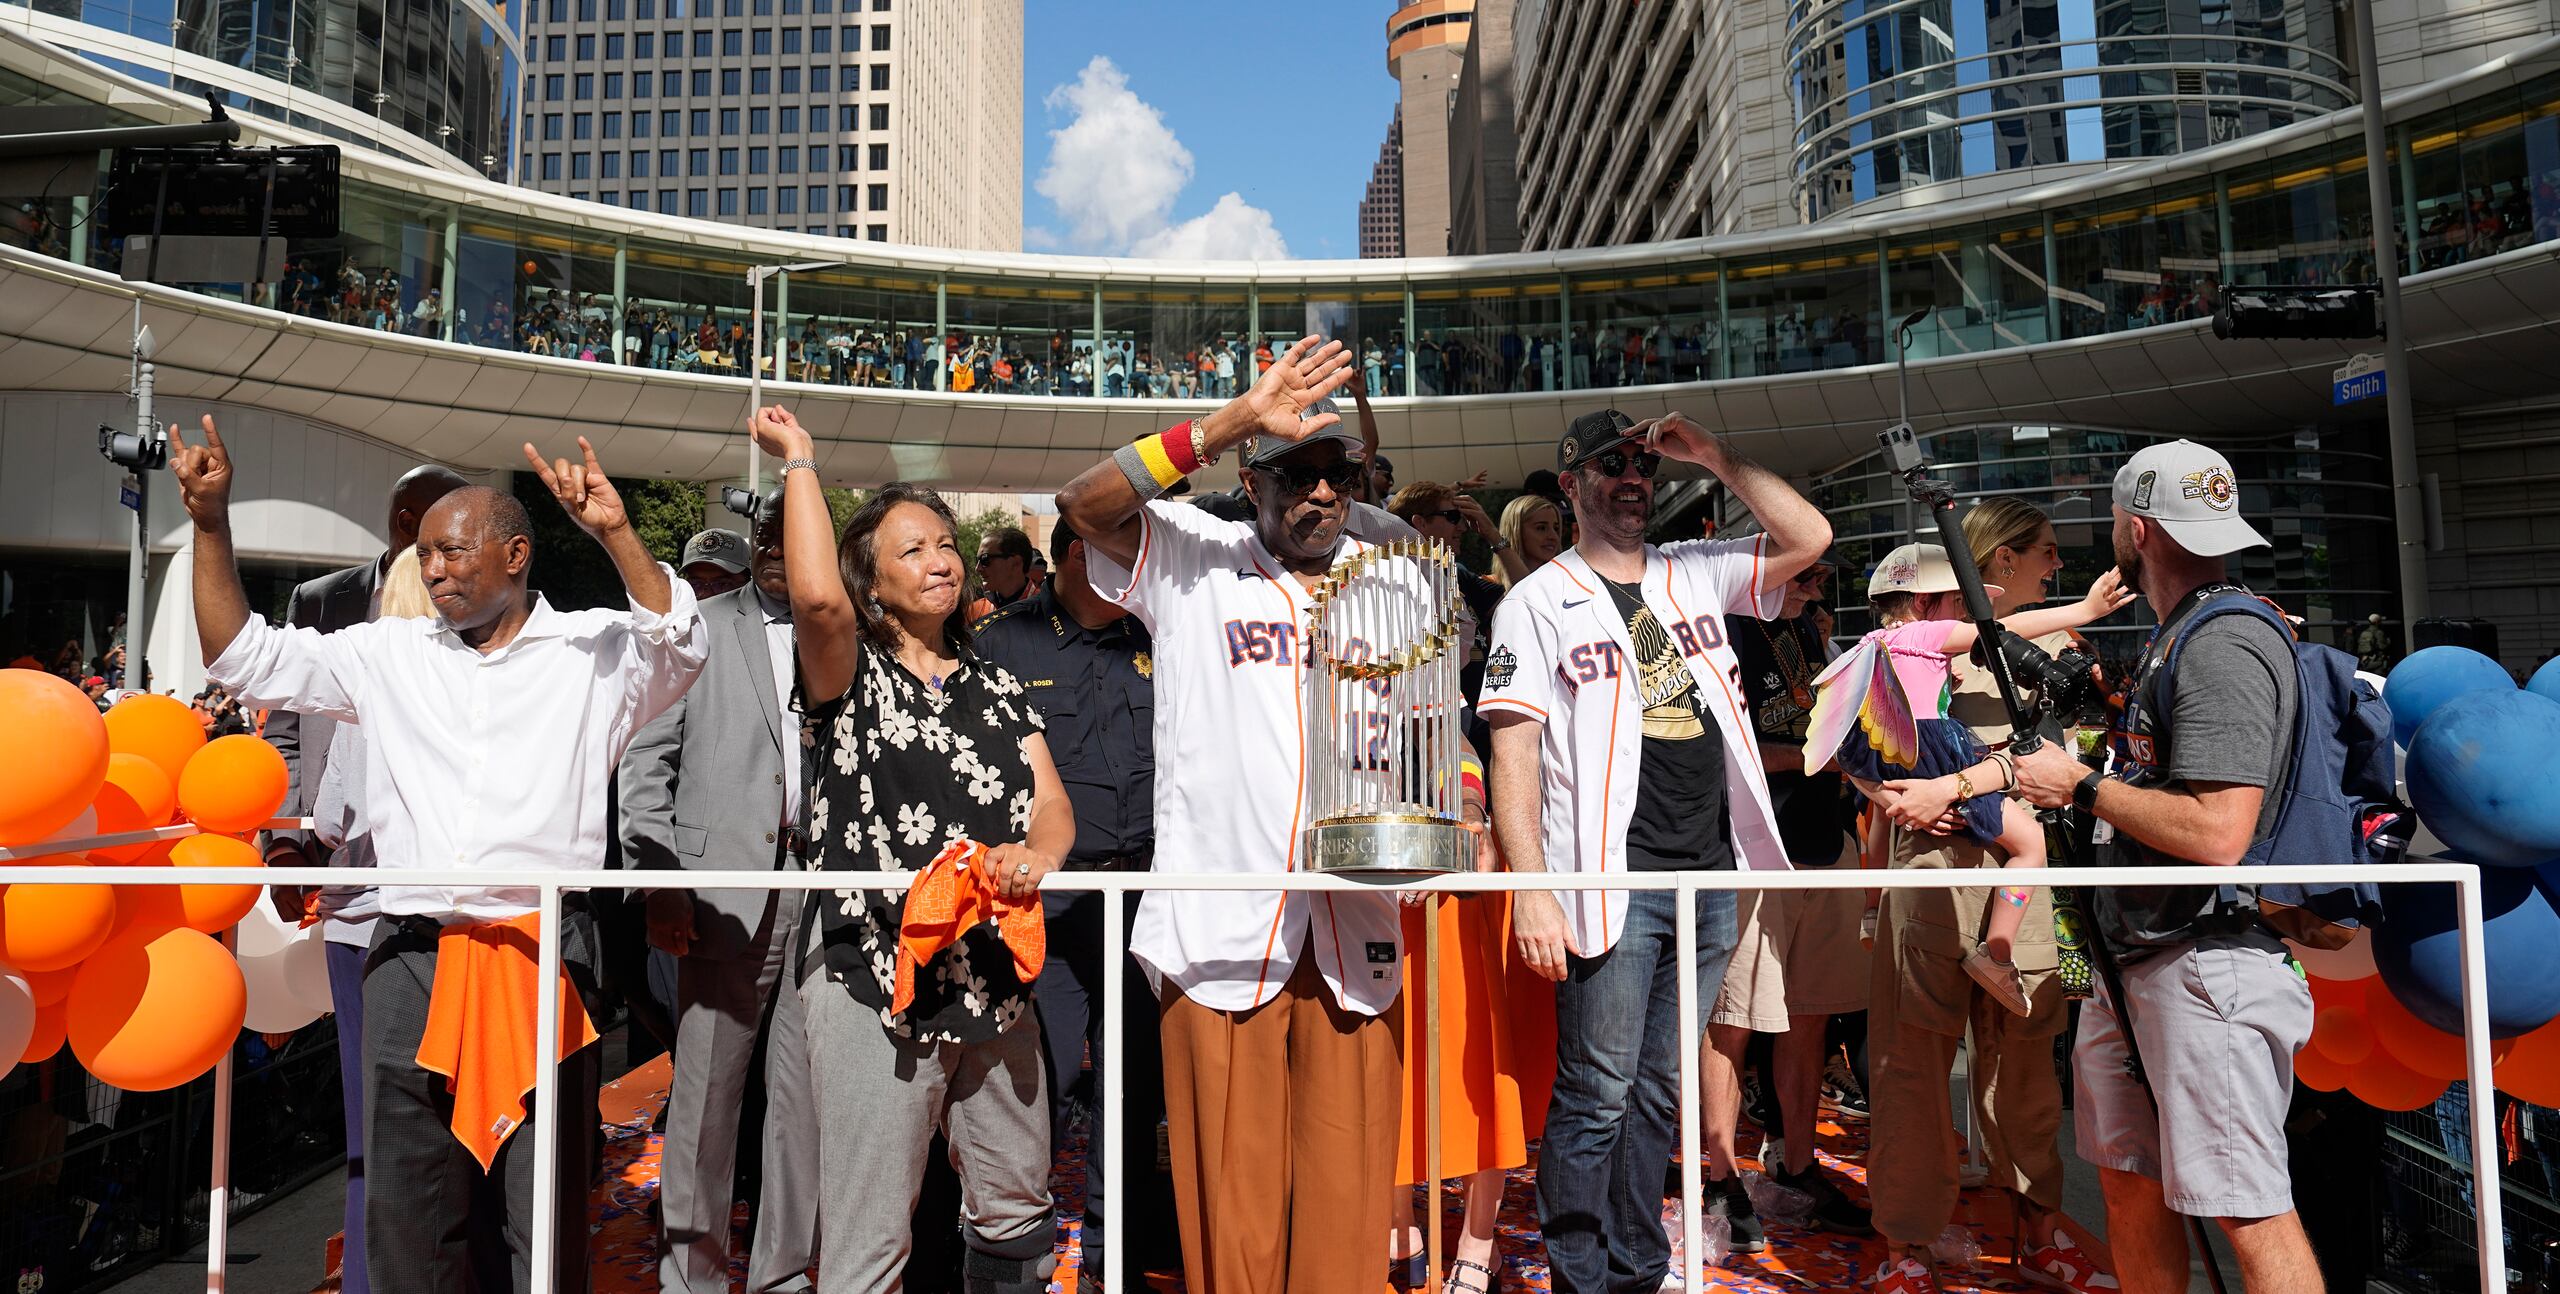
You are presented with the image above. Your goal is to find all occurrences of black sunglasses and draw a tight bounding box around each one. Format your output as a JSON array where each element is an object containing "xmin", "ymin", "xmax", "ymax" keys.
[
  {"xmin": 1583, "ymin": 449, "xmax": 1663, "ymax": 480},
  {"xmin": 1257, "ymin": 459, "xmax": 1366, "ymax": 496},
  {"xmin": 1429, "ymin": 508, "xmax": 1466, "ymax": 524}
]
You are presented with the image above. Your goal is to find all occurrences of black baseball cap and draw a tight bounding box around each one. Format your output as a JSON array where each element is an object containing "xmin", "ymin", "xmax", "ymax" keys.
[{"xmin": 1557, "ymin": 409, "xmax": 1641, "ymax": 471}]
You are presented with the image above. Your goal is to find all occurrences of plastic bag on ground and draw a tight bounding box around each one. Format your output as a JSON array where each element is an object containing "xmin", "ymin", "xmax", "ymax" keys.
[
  {"xmin": 1931, "ymin": 1223, "xmax": 1984, "ymax": 1266},
  {"xmin": 1744, "ymin": 1167, "xmax": 1815, "ymax": 1227}
]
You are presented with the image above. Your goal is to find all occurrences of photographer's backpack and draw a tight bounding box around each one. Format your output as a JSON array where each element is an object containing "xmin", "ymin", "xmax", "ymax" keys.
[{"xmin": 2131, "ymin": 589, "xmax": 2404, "ymax": 949}]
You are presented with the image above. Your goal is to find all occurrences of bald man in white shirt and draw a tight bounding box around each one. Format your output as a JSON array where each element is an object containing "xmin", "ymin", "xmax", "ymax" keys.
[{"xmin": 173, "ymin": 416, "xmax": 705, "ymax": 1294}]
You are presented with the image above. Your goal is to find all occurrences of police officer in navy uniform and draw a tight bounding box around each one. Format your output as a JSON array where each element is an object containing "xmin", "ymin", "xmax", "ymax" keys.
[{"xmin": 970, "ymin": 515, "xmax": 1169, "ymax": 1289}]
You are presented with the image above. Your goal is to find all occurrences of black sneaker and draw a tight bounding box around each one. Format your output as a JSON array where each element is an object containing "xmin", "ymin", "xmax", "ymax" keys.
[
  {"xmin": 1823, "ymin": 1053, "xmax": 1871, "ymax": 1121},
  {"xmin": 1710, "ymin": 1175, "xmax": 1767, "ymax": 1254},
  {"xmin": 1775, "ymin": 1164, "xmax": 1875, "ymax": 1236},
  {"xmin": 1740, "ymin": 1071, "xmax": 1778, "ymax": 1131}
]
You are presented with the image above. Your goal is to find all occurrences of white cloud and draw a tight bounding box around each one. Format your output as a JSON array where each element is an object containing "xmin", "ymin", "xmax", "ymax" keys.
[
  {"xmin": 1032, "ymin": 57, "xmax": 1289, "ymax": 260},
  {"xmin": 1034, "ymin": 57, "xmax": 1192, "ymax": 250},
  {"xmin": 1129, "ymin": 193, "xmax": 1291, "ymax": 261},
  {"xmin": 1021, "ymin": 224, "xmax": 1062, "ymax": 251}
]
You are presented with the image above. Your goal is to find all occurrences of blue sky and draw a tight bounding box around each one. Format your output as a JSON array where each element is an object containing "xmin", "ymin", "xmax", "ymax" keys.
[{"xmin": 1019, "ymin": 0, "xmax": 1402, "ymax": 261}]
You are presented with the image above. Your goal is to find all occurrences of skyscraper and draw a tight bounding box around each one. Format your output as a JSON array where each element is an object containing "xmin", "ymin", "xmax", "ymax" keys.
[
  {"xmin": 514, "ymin": 0, "xmax": 1022, "ymax": 249},
  {"xmin": 1446, "ymin": 0, "xmax": 1520, "ymax": 256},
  {"xmin": 1382, "ymin": 0, "xmax": 1472, "ymax": 258},
  {"xmin": 1358, "ymin": 115, "xmax": 1404, "ymax": 259}
]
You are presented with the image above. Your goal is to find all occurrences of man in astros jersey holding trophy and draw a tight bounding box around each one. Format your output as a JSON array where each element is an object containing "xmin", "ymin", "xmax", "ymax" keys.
[
  {"xmin": 1480, "ymin": 409, "xmax": 1832, "ymax": 1292},
  {"xmin": 1057, "ymin": 335, "xmax": 1452, "ymax": 1294}
]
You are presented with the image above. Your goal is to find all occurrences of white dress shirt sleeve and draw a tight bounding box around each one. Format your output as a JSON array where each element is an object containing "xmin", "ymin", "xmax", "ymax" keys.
[
  {"xmin": 618, "ymin": 563, "xmax": 709, "ymax": 731},
  {"xmin": 206, "ymin": 614, "xmax": 380, "ymax": 723}
]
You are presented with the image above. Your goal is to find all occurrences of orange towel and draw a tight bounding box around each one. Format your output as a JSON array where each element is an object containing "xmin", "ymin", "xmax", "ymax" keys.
[
  {"xmin": 893, "ymin": 839, "xmax": 1046, "ymax": 1016},
  {"xmin": 414, "ymin": 912, "xmax": 600, "ymax": 1172}
]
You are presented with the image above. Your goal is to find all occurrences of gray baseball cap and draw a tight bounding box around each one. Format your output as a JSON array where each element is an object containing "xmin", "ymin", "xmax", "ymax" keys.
[
  {"xmin": 679, "ymin": 527, "xmax": 751, "ymax": 574},
  {"xmin": 2111, "ymin": 440, "xmax": 2270, "ymax": 557}
]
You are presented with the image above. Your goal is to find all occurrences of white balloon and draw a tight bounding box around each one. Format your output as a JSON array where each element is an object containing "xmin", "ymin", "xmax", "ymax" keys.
[
  {"xmin": 2289, "ymin": 930, "xmax": 2379, "ymax": 981},
  {"xmin": 0, "ymin": 973, "xmax": 32, "ymax": 1082},
  {"xmin": 232, "ymin": 889, "xmax": 298, "ymax": 960},
  {"xmin": 282, "ymin": 927, "xmax": 337, "ymax": 1017},
  {"xmin": 238, "ymin": 935, "xmax": 327, "ymax": 1033}
]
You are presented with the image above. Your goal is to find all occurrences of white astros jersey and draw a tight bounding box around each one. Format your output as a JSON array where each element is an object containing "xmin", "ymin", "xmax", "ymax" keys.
[
  {"xmin": 1085, "ymin": 499, "xmax": 1421, "ymax": 1016},
  {"xmin": 1477, "ymin": 539, "xmax": 1793, "ymax": 958}
]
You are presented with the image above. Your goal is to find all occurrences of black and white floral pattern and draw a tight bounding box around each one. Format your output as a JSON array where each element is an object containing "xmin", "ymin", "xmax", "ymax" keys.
[{"xmin": 800, "ymin": 647, "xmax": 1046, "ymax": 1044}]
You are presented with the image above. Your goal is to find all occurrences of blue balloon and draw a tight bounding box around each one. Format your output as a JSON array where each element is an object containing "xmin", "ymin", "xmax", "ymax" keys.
[
  {"xmin": 2531, "ymin": 655, "xmax": 2560, "ymax": 707},
  {"xmin": 2385, "ymin": 645, "xmax": 2515, "ymax": 749},
  {"xmin": 2407, "ymin": 690, "xmax": 2560, "ymax": 868},
  {"xmin": 2373, "ymin": 863, "xmax": 2560, "ymax": 1039}
]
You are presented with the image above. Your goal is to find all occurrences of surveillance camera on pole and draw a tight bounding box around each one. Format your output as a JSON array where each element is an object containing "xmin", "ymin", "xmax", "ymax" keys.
[{"xmin": 100, "ymin": 309, "xmax": 163, "ymax": 685}]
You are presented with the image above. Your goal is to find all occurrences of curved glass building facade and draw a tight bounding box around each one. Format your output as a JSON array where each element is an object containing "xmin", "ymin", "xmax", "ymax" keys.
[
  {"xmin": 1790, "ymin": 0, "xmax": 2355, "ymax": 218},
  {"xmin": 2, "ymin": 0, "xmax": 518, "ymax": 174},
  {"xmin": 1792, "ymin": 423, "xmax": 2398, "ymax": 654}
]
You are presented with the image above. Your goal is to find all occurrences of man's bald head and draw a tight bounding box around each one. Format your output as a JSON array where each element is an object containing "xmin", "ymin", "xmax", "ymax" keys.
[
  {"xmin": 421, "ymin": 485, "xmax": 535, "ymax": 550},
  {"xmin": 416, "ymin": 486, "xmax": 536, "ymax": 634},
  {"xmin": 388, "ymin": 465, "xmax": 471, "ymax": 552}
]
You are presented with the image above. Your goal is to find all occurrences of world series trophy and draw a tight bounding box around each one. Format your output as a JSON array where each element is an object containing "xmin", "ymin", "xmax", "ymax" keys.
[{"xmin": 1302, "ymin": 537, "xmax": 1474, "ymax": 876}]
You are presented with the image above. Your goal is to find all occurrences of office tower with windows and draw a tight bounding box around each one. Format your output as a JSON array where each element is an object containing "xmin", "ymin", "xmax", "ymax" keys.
[{"xmin": 514, "ymin": 0, "xmax": 1020, "ymax": 248}]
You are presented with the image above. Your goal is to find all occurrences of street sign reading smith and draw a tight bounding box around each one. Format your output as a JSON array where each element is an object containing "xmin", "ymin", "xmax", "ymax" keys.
[{"xmin": 2334, "ymin": 352, "xmax": 2386, "ymax": 406}]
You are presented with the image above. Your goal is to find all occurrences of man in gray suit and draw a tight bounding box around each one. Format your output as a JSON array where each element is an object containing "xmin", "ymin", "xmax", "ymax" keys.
[
  {"xmin": 261, "ymin": 462, "xmax": 467, "ymax": 1294},
  {"xmin": 619, "ymin": 493, "xmax": 819, "ymax": 1294}
]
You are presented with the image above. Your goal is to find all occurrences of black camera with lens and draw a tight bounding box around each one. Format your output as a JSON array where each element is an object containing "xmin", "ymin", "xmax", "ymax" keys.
[{"xmin": 1976, "ymin": 626, "xmax": 2112, "ymax": 726}]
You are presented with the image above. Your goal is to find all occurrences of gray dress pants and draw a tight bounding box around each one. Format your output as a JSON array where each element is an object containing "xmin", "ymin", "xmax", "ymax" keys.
[
  {"xmin": 798, "ymin": 970, "xmax": 1054, "ymax": 1293},
  {"xmin": 363, "ymin": 910, "xmax": 601, "ymax": 1294},
  {"xmin": 660, "ymin": 895, "xmax": 818, "ymax": 1293}
]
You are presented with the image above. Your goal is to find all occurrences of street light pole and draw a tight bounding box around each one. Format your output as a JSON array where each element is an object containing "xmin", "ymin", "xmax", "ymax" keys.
[
  {"xmin": 2352, "ymin": 0, "xmax": 2430, "ymax": 630},
  {"xmin": 745, "ymin": 259, "xmax": 844, "ymax": 496}
]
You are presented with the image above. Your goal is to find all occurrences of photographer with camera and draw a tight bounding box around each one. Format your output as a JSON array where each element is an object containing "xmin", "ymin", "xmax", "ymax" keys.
[
  {"xmin": 2009, "ymin": 442, "xmax": 2322, "ymax": 1294},
  {"xmin": 1861, "ymin": 498, "xmax": 2119, "ymax": 1294}
]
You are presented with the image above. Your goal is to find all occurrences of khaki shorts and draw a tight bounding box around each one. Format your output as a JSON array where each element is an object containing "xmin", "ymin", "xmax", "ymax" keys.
[{"xmin": 1709, "ymin": 861, "xmax": 1872, "ymax": 1032}]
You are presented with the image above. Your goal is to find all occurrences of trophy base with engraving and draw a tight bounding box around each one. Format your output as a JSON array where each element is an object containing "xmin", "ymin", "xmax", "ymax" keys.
[{"xmin": 1304, "ymin": 817, "xmax": 1472, "ymax": 877}]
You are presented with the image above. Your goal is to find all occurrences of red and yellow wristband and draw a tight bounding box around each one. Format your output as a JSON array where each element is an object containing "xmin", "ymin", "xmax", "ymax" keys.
[{"xmin": 1113, "ymin": 419, "xmax": 1201, "ymax": 499}]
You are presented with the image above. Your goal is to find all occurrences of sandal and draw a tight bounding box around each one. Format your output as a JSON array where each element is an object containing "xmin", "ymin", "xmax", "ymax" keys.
[{"xmin": 1449, "ymin": 1256, "xmax": 1498, "ymax": 1293}]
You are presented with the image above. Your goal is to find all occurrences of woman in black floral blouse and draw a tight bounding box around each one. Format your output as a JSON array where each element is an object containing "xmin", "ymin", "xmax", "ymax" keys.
[{"xmin": 751, "ymin": 405, "xmax": 1076, "ymax": 1294}]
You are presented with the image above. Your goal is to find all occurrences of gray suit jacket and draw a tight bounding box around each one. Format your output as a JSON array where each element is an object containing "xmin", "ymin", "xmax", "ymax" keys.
[
  {"xmin": 617, "ymin": 586, "xmax": 797, "ymax": 962},
  {"xmin": 265, "ymin": 557, "xmax": 380, "ymax": 856}
]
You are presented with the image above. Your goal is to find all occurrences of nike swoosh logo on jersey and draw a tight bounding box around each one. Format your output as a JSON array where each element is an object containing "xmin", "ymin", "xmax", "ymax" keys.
[{"xmin": 1562, "ymin": 597, "xmax": 1591, "ymax": 609}]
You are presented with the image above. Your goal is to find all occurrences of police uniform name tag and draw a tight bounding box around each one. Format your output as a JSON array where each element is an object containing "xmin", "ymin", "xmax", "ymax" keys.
[{"xmin": 1303, "ymin": 538, "xmax": 1472, "ymax": 876}]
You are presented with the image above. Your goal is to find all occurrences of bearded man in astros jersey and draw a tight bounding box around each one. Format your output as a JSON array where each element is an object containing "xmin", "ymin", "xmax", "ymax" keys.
[
  {"xmin": 1058, "ymin": 335, "xmax": 1472, "ymax": 1294},
  {"xmin": 1479, "ymin": 409, "xmax": 1831, "ymax": 1292}
]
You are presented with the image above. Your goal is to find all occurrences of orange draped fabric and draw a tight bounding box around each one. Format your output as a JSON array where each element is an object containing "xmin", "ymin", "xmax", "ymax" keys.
[
  {"xmin": 414, "ymin": 912, "xmax": 601, "ymax": 1172},
  {"xmin": 893, "ymin": 839, "xmax": 1046, "ymax": 1016}
]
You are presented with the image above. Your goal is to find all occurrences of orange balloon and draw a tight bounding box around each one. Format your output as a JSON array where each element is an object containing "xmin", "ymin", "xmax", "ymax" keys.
[
  {"xmin": 2312, "ymin": 1005, "xmax": 2377, "ymax": 1066},
  {"xmin": 21, "ymin": 999, "xmax": 66, "ymax": 1063},
  {"xmin": 0, "ymin": 671, "xmax": 110, "ymax": 846},
  {"xmin": 109, "ymin": 873, "xmax": 186, "ymax": 944},
  {"xmin": 2496, "ymin": 1017, "xmax": 2560, "ymax": 1106},
  {"xmin": 2367, "ymin": 981, "xmax": 2509, "ymax": 1081},
  {"xmin": 22, "ymin": 964, "xmax": 77, "ymax": 1007},
  {"xmin": 2346, "ymin": 1047, "xmax": 2451, "ymax": 1112},
  {"xmin": 68, "ymin": 925, "xmax": 247, "ymax": 1092},
  {"xmin": 91, "ymin": 753, "xmax": 177, "ymax": 863},
  {"xmin": 0, "ymin": 866, "xmax": 120, "ymax": 972},
  {"xmin": 177, "ymin": 735, "xmax": 289, "ymax": 834},
  {"xmin": 102, "ymin": 693, "xmax": 206, "ymax": 786},
  {"xmin": 2293, "ymin": 1044, "xmax": 2348, "ymax": 1092},
  {"xmin": 162, "ymin": 833, "xmax": 265, "ymax": 933}
]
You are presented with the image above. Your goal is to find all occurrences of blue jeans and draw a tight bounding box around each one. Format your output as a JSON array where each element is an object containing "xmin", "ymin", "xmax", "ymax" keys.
[{"xmin": 1539, "ymin": 888, "xmax": 1740, "ymax": 1294}]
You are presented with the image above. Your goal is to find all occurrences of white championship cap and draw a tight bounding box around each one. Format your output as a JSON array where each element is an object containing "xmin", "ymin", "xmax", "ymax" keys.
[
  {"xmin": 1867, "ymin": 542, "xmax": 2003, "ymax": 601},
  {"xmin": 2111, "ymin": 440, "xmax": 2271, "ymax": 557}
]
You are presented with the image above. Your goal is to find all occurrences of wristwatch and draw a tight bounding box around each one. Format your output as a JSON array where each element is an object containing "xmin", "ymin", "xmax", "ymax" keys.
[
  {"xmin": 2071, "ymin": 770, "xmax": 2104, "ymax": 812},
  {"xmin": 1488, "ymin": 535, "xmax": 1513, "ymax": 552}
]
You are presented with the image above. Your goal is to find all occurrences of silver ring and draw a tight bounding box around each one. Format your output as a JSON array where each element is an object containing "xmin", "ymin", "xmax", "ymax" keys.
[{"xmin": 1016, "ymin": 863, "xmax": 1031, "ymax": 876}]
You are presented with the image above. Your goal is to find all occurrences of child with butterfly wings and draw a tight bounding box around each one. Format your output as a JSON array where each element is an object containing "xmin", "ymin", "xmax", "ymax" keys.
[{"xmin": 1806, "ymin": 544, "xmax": 2134, "ymax": 1015}]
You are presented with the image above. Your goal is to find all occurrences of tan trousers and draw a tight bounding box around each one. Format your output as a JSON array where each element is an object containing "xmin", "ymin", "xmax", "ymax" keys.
[
  {"xmin": 1866, "ymin": 829, "xmax": 2071, "ymax": 1247},
  {"xmin": 1160, "ymin": 949, "xmax": 1402, "ymax": 1294}
]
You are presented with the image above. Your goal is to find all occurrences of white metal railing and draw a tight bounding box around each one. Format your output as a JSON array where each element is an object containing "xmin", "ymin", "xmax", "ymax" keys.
[{"xmin": 0, "ymin": 827, "xmax": 2507, "ymax": 1294}]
